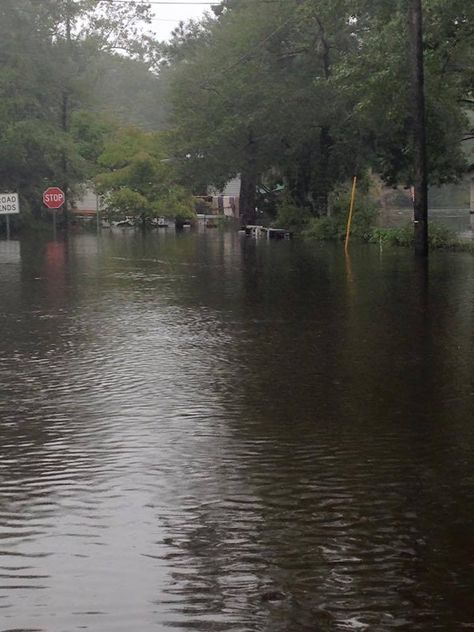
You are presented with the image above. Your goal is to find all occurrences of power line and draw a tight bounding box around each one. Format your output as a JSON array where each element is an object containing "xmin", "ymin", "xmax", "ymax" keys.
[
  {"xmin": 17, "ymin": 0, "xmax": 216, "ymax": 4},
  {"xmin": 89, "ymin": 0, "xmax": 284, "ymax": 4},
  {"xmin": 5, "ymin": 0, "xmax": 282, "ymax": 5},
  {"xmin": 86, "ymin": 1, "xmax": 215, "ymax": 4}
]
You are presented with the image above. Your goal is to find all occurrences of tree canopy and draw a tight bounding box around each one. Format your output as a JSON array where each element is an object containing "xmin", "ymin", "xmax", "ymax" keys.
[
  {"xmin": 0, "ymin": 0, "xmax": 164, "ymax": 221},
  {"xmin": 0, "ymin": 0, "xmax": 472, "ymax": 229},
  {"xmin": 163, "ymin": 0, "xmax": 473, "ymax": 220},
  {"xmin": 95, "ymin": 126, "xmax": 195, "ymax": 222}
]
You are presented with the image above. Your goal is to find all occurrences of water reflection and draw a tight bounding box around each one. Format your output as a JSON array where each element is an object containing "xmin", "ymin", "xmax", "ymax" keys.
[{"xmin": 0, "ymin": 231, "xmax": 473, "ymax": 631}]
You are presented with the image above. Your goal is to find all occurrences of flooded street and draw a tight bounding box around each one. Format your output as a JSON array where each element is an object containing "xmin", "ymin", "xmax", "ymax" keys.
[{"xmin": 0, "ymin": 231, "xmax": 473, "ymax": 632}]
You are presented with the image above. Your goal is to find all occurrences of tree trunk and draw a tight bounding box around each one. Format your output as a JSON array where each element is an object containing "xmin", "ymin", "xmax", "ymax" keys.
[
  {"xmin": 61, "ymin": 5, "xmax": 73, "ymax": 231},
  {"xmin": 290, "ymin": 147, "xmax": 315, "ymax": 211},
  {"xmin": 409, "ymin": 0, "xmax": 428, "ymax": 257},
  {"xmin": 313, "ymin": 126, "xmax": 332, "ymax": 216},
  {"xmin": 239, "ymin": 171, "xmax": 257, "ymax": 226},
  {"xmin": 239, "ymin": 132, "xmax": 258, "ymax": 226},
  {"xmin": 314, "ymin": 15, "xmax": 332, "ymax": 216},
  {"xmin": 61, "ymin": 91, "xmax": 69, "ymax": 231}
]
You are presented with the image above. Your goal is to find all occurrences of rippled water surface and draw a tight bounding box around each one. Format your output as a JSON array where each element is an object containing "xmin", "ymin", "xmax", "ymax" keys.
[{"xmin": 0, "ymin": 231, "xmax": 473, "ymax": 632}]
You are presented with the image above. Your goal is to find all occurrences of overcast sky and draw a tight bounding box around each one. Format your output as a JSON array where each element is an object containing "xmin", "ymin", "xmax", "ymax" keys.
[{"xmin": 151, "ymin": 2, "xmax": 215, "ymax": 41}]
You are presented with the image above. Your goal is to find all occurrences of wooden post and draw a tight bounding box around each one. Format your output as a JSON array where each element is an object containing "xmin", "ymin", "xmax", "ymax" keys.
[
  {"xmin": 344, "ymin": 176, "xmax": 358, "ymax": 253},
  {"xmin": 61, "ymin": 3, "xmax": 73, "ymax": 231},
  {"xmin": 409, "ymin": 0, "xmax": 429, "ymax": 257}
]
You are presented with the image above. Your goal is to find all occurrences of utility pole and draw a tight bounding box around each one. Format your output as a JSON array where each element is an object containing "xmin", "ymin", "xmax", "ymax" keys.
[
  {"xmin": 61, "ymin": 1, "xmax": 72, "ymax": 231},
  {"xmin": 409, "ymin": 0, "xmax": 428, "ymax": 257}
]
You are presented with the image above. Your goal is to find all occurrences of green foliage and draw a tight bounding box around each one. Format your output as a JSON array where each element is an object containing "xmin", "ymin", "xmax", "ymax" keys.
[
  {"xmin": 164, "ymin": 0, "xmax": 473, "ymax": 215},
  {"xmin": 95, "ymin": 126, "xmax": 195, "ymax": 221},
  {"xmin": 106, "ymin": 189, "xmax": 149, "ymax": 218},
  {"xmin": 303, "ymin": 216, "xmax": 342, "ymax": 241},
  {"xmin": 300, "ymin": 177, "xmax": 380, "ymax": 241},
  {"xmin": 369, "ymin": 223, "xmax": 469, "ymax": 250},
  {"xmin": 329, "ymin": 183, "xmax": 380, "ymax": 240},
  {"xmin": 0, "ymin": 0, "xmax": 156, "ymax": 224},
  {"xmin": 427, "ymin": 224, "xmax": 458, "ymax": 249},
  {"xmin": 370, "ymin": 225, "xmax": 415, "ymax": 247},
  {"xmin": 70, "ymin": 111, "xmax": 115, "ymax": 175},
  {"xmin": 155, "ymin": 187, "xmax": 195, "ymax": 220},
  {"xmin": 1, "ymin": 0, "xmax": 472, "ymax": 233},
  {"xmin": 274, "ymin": 198, "xmax": 313, "ymax": 230},
  {"xmin": 302, "ymin": 216, "xmax": 474, "ymax": 253},
  {"xmin": 96, "ymin": 128, "xmax": 166, "ymax": 196}
]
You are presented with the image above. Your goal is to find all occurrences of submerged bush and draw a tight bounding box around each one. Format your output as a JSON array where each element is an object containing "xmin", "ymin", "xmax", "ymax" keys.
[
  {"xmin": 369, "ymin": 225, "xmax": 414, "ymax": 247},
  {"xmin": 272, "ymin": 179, "xmax": 474, "ymax": 255},
  {"xmin": 367, "ymin": 223, "xmax": 474, "ymax": 254},
  {"xmin": 303, "ymin": 216, "xmax": 342, "ymax": 241},
  {"xmin": 428, "ymin": 223, "xmax": 457, "ymax": 249},
  {"xmin": 369, "ymin": 223, "xmax": 472, "ymax": 251},
  {"xmin": 299, "ymin": 184, "xmax": 379, "ymax": 241},
  {"xmin": 274, "ymin": 198, "xmax": 313, "ymax": 230},
  {"xmin": 273, "ymin": 177, "xmax": 380, "ymax": 241},
  {"xmin": 329, "ymin": 184, "xmax": 379, "ymax": 239}
]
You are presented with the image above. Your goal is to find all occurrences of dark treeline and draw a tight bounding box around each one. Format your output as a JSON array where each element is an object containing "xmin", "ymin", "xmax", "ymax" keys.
[
  {"xmin": 163, "ymin": 0, "xmax": 473, "ymax": 224},
  {"xmin": 0, "ymin": 0, "xmax": 472, "ymax": 229},
  {"xmin": 0, "ymin": 0, "xmax": 172, "ymax": 223}
]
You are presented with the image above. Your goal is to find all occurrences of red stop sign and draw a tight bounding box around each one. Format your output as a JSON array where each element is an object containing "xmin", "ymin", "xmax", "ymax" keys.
[{"xmin": 43, "ymin": 187, "xmax": 65, "ymax": 209}]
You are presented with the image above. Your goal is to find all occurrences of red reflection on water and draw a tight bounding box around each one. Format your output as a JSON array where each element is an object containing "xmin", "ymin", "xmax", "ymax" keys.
[
  {"xmin": 46, "ymin": 241, "xmax": 67, "ymax": 267},
  {"xmin": 44, "ymin": 240, "xmax": 68, "ymax": 302}
]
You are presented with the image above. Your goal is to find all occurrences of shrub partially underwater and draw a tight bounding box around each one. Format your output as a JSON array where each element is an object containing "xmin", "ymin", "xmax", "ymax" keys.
[
  {"xmin": 370, "ymin": 224, "xmax": 474, "ymax": 252},
  {"xmin": 273, "ymin": 183, "xmax": 473, "ymax": 253},
  {"xmin": 274, "ymin": 183, "xmax": 378, "ymax": 241}
]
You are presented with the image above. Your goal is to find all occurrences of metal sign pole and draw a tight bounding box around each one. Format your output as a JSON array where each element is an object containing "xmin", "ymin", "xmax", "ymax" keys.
[
  {"xmin": 6, "ymin": 215, "xmax": 10, "ymax": 240},
  {"xmin": 43, "ymin": 188, "xmax": 65, "ymax": 235},
  {"xmin": 96, "ymin": 193, "xmax": 100, "ymax": 233}
]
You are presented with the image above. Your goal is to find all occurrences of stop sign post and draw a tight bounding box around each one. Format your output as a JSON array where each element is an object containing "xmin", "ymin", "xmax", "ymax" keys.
[{"xmin": 43, "ymin": 187, "xmax": 65, "ymax": 235}]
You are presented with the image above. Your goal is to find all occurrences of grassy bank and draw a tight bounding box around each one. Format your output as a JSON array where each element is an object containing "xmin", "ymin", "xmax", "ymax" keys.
[
  {"xmin": 300, "ymin": 218, "xmax": 474, "ymax": 253},
  {"xmin": 274, "ymin": 195, "xmax": 474, "ymax": 254},
  {"xmin": 368, "ymin": 225, "xmax": 474, "ymax": 253},
  {"xmin": 302, "ymin": 217, "xmax": 474, "ymax": 253}
]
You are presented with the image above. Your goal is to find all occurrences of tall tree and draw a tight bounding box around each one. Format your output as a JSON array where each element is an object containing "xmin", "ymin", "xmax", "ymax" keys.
[
  {"xmin": 0, "ymin": 0, "xmax": 155, "ymax": 223},
  {"xmin": 409, "ymin": 0, "xmax": 429, "ymax": 256},
  {"xmin": 95, "ymin": 126, "xmax": 195, "ymax": 223},
  {"xmin": 164, "ymin": 0, "xmax": 472, "ymax": 222}
]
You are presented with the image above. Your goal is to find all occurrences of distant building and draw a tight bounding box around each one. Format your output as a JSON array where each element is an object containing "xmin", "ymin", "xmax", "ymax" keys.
[
  {"xmin": 72, "ymin": 187, "xmax": 103, "ymax": 218},
  {"xmin": 208, "ymin": 177, "xmax": 241, "ymax": 218}
]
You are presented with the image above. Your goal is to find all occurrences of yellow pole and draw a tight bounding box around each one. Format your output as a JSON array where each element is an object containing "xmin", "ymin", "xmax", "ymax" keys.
[{"xmin": 344, "ymin": 176, "xmax": 358, "ymax": 253}]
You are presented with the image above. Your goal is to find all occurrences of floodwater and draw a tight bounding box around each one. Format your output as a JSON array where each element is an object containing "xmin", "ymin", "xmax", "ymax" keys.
[{"xmin": 0, "ymin": 230, "xmax": 473, "ymax": 632}]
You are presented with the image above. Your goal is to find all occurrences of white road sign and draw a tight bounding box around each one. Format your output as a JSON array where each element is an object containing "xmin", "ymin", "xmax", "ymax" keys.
[{"xmin": 0, "ymin": 193, "xmax": 20, "ymax": 215}]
